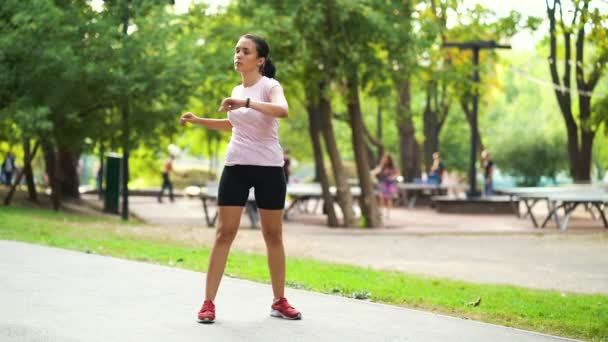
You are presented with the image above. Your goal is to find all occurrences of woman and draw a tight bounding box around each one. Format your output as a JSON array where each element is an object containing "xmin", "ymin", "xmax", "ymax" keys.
[
  {"xmin": 428, "ymin": 152, "xmax": 445, "ymax": 185},
  {"xmin": 180, "ymin": 34, "xmax": 301, "ymax": 323},
  {"xmin": 371, "ymin": 153, "xmax": 399, "ymax": 218}
]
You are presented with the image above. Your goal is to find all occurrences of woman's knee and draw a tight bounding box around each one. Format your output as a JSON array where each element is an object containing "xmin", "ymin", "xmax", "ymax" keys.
[
  {"xmin": 262, "ymin": 229, "xmax": 283, "ymax": 246},
  {"xmin": 215, "ymin": 225, "xmax": 238, "ymax": 245}
]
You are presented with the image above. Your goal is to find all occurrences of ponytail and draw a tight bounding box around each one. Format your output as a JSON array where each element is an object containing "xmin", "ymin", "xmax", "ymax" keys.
[{"xmin": 262, "ymin": 58, "xmax": 276, "ymax": 79}]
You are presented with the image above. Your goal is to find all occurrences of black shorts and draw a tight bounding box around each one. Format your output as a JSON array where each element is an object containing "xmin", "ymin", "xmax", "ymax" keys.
[{"xmin": 218, "ymin": 165, "xmax": 286, "ymax": 210}]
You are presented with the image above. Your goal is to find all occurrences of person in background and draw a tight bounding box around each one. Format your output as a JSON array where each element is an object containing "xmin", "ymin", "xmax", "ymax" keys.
[
  {"xmin": 481, "ymin": 149, "xmax": 494, "ymax": 196},
  {"xmin": 2, "ymin": 151, "xmax": 16, "ymax": 186},
  {"xmin": 157, "ymin": 154, "xmax": 175, "ymax": 203},
  {"xmin": 371, "ymin": 153, "xmax": 399, "ymax": 218},
  {"xmin": 427, "ymin": 152, "xmax": 445, "ymax": 185},
  {"xmin": 283, "ymin": 149, "xmax": 291, "ymax": 184}
]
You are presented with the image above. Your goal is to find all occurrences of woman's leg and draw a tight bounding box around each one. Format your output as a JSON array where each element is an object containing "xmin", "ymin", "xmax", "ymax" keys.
[
  {"xmin": 259, "ymin": 208, "xmax": 286, "ymax": 299},
  {"xmin": 205, "ymin": 206, "xmax": 244, "ymax": 301},
  {"xmin": 386, "ymin": 197, "xmax": 393, "ymax": 218}
]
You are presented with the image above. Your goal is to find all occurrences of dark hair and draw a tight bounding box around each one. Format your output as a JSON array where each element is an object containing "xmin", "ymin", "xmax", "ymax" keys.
[
  {"xmin": 242, "ymin": 34, "xmax": 276, "ymax": 78},
  {"xmin": 383, "ymin": 154, "xmax": 395, "ymax": 170}
]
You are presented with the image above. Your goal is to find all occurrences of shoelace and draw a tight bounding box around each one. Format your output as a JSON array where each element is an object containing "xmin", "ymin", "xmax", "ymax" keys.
[
  {"xmin": 276, "ymin": 299, "xmax": 294, "ymax": 310},
  {"xmin": 201, "ymin": 302, "xmax": 214, "ymax": 312}
]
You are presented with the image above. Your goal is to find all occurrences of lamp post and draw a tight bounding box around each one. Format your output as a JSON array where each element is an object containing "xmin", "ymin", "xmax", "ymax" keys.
[
  {"xmin": 442, "ymin": 40, "xmax": 510, "ymax": 198},
  {"xmin": 121, "ymin": 0, "xmax": 130, "ymax": 221}
]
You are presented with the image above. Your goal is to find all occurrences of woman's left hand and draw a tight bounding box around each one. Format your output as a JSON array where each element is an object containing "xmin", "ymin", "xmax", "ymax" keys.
[{"xmin": 218, "ymin": 98, "xmax": 246, "ymax": 112}]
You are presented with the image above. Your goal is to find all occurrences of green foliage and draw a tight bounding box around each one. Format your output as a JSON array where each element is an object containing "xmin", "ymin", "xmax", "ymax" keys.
[
  {"xmin": 1, "ymin": 0, "xmax": 605, "ymax": 186},
  {"xmin": 493, "ymin": 130, "xmax": 567, "ymax": 186},
  {"xmin": 0, "ymin": 0, "xmax": 199, "ymax": 154},
  {"xmin": 592, "ymin": 125, "xmax": 608, "ymax": 179},
  {"xmin": 439, "ymin": 108, "xmax": 470, "ymax": 173}
]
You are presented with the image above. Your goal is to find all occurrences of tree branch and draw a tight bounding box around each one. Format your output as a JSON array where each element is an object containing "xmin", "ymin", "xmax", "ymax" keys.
[
  {"xmin": 438, "ymin": 81, "xmax": 450, "ymax": 131},
  {"xmin": 332, "ymin": 112, "xmax": 348, "ymax": 122},
  {"xmin": 575, "ymin": 0, "xmax": 588, "ymax": 92},
  {"xmin": 587, "ymin": 50, "xmax": 608, "ymax": 90},
  {"xmin": 546, "ymin": 0, "xmax": 572, "ymax": 121},
  {"xmin": 80, "ymin": 102, "xmax": 113, "ymax": 117},
  {"xmin": 362, "ymin": 119, "xmax": 383, "ymax": 149}
]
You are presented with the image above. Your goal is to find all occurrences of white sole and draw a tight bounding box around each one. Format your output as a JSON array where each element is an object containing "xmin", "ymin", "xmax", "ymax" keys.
[{"xmin": 270, "ymin": 309, "xmax": 302, "ymax": 320}]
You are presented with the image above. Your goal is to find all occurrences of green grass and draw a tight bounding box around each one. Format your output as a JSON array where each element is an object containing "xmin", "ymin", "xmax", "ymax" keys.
[{"xmin": 1, "ymin": 206, "xmax": 606, "ymax": 341}]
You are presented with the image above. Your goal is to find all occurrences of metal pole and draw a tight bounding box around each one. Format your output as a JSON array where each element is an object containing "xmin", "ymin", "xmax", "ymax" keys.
[
  {"xmin": 468, "ymin": 47, "xmax": 480, "ymax": 198},
  {"xmin": 121, "ymin": 0, "xmax": 130, "ymax": 221},
  {"xmin": 441, "ymin": 41, "xmax": 510, "ymax": 198},
  {"xmin": 377, "ymin": 101, "xmax": 383, "ymax": 160}
]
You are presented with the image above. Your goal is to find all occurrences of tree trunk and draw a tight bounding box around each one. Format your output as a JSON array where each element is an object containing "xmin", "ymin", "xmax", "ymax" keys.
[
  {"xmin": 362, "ymin": 111, "xmax": 384, "ymax": 166},
  {"xmin": 23, "ymin": 139, "xmax": 38, "ymax": 201},
  {"xmin": 423, "ymin": 91, "xmax": 439, "ymax": 172},
  {"xmin": 3, "ymin": 140, "xmax": 40, "ymax": 205},
  {"xmin": 307, "ymin": 102, "xmax": 339, "ymax": 227},
  {"xmin": 57, "ymin": 145, "xmax": 80, "ymax": 199},
  {"xmin": 346, "ymin": 70, "xmax": 381, "ymax": 228},
  {"xmin": 365, "ymin": 142, "xmax": 377, "ymax": 169},
  {"xmin": 42, "ymin": 141, "xmax": 60, "ymax": 211},
  {"xmin": 461, "ymin": 101, "xmax": 485, "ymax": 154},
  {"xmin": 318, "ymin": 88, "xmax": 356, "ymax": 227},
  {"xmin": 376, "ymin": 102, "xmax": 384, "ymax": 160},
  {"xmin": 396, "ymin": 80, "xmax": 420, "ymax": 182},
  {"xmin": 575, "ymin": 14, "xmax": 595, "ymax": 182},
  {"xmin": 577, "ymin": 95, "xmax": 594, "ymax": 181}
]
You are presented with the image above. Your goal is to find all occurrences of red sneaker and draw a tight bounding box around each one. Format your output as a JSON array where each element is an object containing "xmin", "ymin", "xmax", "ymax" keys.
[
  {"xmin": 271, "ymin": 297, "xmax": 302, "ymax": 320},
  {"xmin": 197, "ymin": 300, "xmax": 215, "ymax": 323}
]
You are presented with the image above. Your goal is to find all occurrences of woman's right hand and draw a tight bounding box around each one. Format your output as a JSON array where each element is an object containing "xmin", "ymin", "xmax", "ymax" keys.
[{"xmin": 180, "ymin": 112, "xmax": 197, "ymax": 126}]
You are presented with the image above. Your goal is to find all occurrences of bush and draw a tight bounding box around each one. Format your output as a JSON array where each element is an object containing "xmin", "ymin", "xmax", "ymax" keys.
[
  {"xmin": 493, "ymin": 130, "xmax": 567, "ymax": 186},
  {"xmin": 171, "ymin": 165, "xmax": 217, "ymax": 189}
]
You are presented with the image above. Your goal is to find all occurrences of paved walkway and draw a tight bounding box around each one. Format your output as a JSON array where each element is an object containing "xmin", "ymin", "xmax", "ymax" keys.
[
  {"xmin": 0, "ymin": 241, "xmax": 575, "ymax": 342},
  {"xmin": 79, "ymin": 196, "xmax": 608, "ymax": 295}
]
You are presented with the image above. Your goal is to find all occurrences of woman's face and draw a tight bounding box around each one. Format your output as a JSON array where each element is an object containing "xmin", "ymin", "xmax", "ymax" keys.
[
  {"xmin": 383, "ymin": 155, "xmax": 390, "ymax": 166},
  {"xmin": 234, "ymin": 38, "xmax": 264, "ymax": 74}
]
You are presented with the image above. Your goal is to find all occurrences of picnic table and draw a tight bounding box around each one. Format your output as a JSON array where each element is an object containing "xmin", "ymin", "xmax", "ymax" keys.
[
  {"xmin": 397, "ymin": 183, "xmax": 466, "ymax": 208},
  {"xmin": 499, "ymin": 186, "xmax": 607, "ymax": 230},
  {"xmin": 542, "ymin": 193, "xmax": 608, "ymax": 230},
  {"xmin": 199, "ymin": 184, "xmax": 256, "ymax": 227},
  {"xmin": 200, "ymin": 182, "xmax": 361, "ymax": 226},
  {"xmin": 284, "ymin": 183, "xmax": 361, "ymax": 218},
  {"xmin": 499, "ymin": 187, "xmax": 567, "ymax": 222}
]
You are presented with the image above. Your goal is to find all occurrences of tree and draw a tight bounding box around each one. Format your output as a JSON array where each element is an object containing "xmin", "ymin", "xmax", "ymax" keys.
[
  {"xmin": 545, "ymin": 0, "xmax": 608, "ymax": 181},
  {"xmin": 374, "ymin": 0, "xmax": 421, "ymax": 182},
  {"xmin": 334, "ymin": 1, "xmax": 384, "ymax": 227},
  {"xmin": 0, "ymin": 0, "xmax": 199, "ymax": 209},
  {"xmin": 296, "ymin": 0, "xmax": 357, "ymax": 227},
  {"xmin": 419, "ymin": 0, "xmax": 453, "ymax": 171}
]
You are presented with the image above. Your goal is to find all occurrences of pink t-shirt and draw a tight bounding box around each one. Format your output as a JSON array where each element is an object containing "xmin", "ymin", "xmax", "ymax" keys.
[{"xmin": 225, "ymin": 76, "xmax": 286, "ymax": 167}]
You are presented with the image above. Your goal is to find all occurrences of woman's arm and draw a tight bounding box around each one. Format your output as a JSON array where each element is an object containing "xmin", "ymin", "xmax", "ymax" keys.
[
  {"xmin": 218, "ymin": 86, "xmax": 289, "ymax": 118},
  {"xmin": 180, "ymin": 112, "xmax": 233, "ymax": 132},
  {"xmin": 370, "ymin": 165, "xmax": 381, "ymax": 177}
]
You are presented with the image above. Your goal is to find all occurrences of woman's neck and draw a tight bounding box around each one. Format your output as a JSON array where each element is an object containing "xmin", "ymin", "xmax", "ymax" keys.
[{"xmin": 241, "ymin": 71, "xmax": 263, "ymax": 87}]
